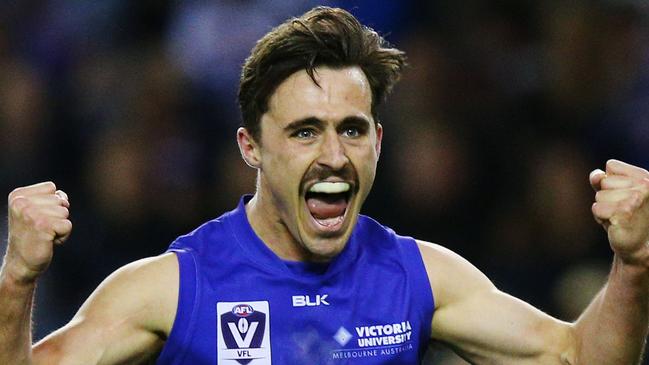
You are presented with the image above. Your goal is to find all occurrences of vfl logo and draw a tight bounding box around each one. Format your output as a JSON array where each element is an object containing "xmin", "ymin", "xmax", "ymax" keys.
[{"xmin": 217, "ymin": 301, "xmax": 272, "ymax": 365}]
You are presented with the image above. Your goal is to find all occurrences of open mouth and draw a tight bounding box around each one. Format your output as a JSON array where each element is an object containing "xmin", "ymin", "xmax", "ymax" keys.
[{"xmin": 304, "ymin": 181, "xmax": 352, "ymax": 230}]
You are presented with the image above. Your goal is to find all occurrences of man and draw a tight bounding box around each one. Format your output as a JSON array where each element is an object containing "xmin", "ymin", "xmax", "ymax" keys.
[{"xmin": 1, "ymin": 6, "xmax": 648, "ymax": 365}]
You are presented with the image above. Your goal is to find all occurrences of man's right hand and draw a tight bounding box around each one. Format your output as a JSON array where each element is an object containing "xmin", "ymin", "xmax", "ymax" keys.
[{"xmin": 5, "ymin": 182, "xmax": 72, "ymax": 284}]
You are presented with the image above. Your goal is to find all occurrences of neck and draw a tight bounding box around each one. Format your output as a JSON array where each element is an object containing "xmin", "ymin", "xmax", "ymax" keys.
[{"xmin": 245, "ymin": 192, "xmax": 311, "ymax": 262}]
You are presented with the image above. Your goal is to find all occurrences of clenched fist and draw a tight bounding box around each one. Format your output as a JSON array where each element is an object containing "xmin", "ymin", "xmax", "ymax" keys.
[
  {"xmin": 591, "ymin": 160, "xmax": 649, "ymax": 267},
  {"xmin": 5, "ymin": 181, "xmax": 71, "ymax": 283}
]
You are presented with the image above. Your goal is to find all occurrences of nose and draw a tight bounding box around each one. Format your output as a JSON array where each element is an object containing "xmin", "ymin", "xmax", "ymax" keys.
[{"xmin": 317, "ymin": 130, "xmax": 349, "ymax": 170}]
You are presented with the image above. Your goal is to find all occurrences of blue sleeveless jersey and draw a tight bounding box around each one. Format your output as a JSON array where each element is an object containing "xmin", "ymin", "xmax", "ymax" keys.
[{"xmin": 156, "ymin": 196, "xmax": 434, "ymax": 365}]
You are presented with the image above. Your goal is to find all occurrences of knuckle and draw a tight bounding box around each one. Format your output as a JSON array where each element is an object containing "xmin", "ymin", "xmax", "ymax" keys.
[
  {"xmin": 58, "ymin": 195, "xmax": 70, "ymax": 207},
  {"xmin": 605, "ymin": 160, "xmax": 615, "ymax": 173},
  {"xmin": 592, "ymin": 202, "xmax": 609, "ymax": 217},
  {"xmin": 44, "ymin": 181, "xmax": 57, "ymax": 192},
  {"xmin": 9, "ymin": 196, "xmax": 27, "ymax": 213},
  {"xmin": 640, "ymin": 167, "xmax": 649, "ymax": 177},
  {"xmin": 640, "ymin": 178, "xmax": 649, "ymax": 191},
  {"xmin": 619, "ymin": 200, "xmax": 635, "ymax": 214},
  {"xmin": 8, "ymin": 188, "xmax": 23, "ymax": 202},
  {"xmin": 56, "ymin": 190, "xmax": 68, "ymax": 200},
  {"xmin": 55, "ymin": 219, "xmax": 73, "ymax": 234},
  {"xmin": 21, "ymin": 205, "xmax": 37, "ymax": 221},
  {"xmin": 634, "ymin": 191, "xmax": 645, "ymax": 207},
  {"xmin": 636, "ymin": 186, "xmax": 647, "ymax": 199},
  {"xmin": 9, "ymin": 186, "xmax": 24, "ymax": 195},
  {"xmin": 591, "ymin": 202, "xmax": 601, "ymax": 215},
  {"xmin": 33, "ymin": 217, "xmax": 50, "ymax": 231}
]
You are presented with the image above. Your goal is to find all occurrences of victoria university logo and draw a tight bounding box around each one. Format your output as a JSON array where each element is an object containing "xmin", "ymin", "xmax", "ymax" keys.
[{"xmin": 217, "ymin": 301, "xmax": 272, "ymax": 365}]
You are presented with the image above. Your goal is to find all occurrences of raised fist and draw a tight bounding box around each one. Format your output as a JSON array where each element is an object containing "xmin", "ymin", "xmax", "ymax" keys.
[
  {"xmin": 5, "ymin": 182, "xmax": 72, "ymax": 283},
  {"xmin": 590, "ymin": 160, "xmax": 649, "ymax": 267}
]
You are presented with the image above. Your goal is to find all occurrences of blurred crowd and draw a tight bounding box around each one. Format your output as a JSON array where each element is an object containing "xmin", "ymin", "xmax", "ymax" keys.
[{"xmin": 1, "ymin": 1, "xmax": 648, "ymax": 363}]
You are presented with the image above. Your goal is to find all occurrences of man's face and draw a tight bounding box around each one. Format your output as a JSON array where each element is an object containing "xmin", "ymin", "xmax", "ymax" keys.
[{"xmin": 245, "ymin": 66, "xmax": 382, "ymax": 261}]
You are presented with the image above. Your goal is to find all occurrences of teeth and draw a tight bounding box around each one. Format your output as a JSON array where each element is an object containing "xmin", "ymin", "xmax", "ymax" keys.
[
  {"xmin": 308, "ymin": 182, "xmax": 350, "ymax": 194},
  {"xmin": 314, "ymin": 216, "xmax": 344, "ymax": 227}
]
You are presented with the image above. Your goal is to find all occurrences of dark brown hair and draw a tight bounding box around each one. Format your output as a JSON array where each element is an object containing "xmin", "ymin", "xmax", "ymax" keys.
[{"xmin": 238, "ymin": 6, "xmax": 406, "ymax": 142}]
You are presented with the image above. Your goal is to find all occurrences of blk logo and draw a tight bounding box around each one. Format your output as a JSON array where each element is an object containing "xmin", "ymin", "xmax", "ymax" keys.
[{"xmin": 292, "ymin": 294, "xmax": 330, "ymax": 307}]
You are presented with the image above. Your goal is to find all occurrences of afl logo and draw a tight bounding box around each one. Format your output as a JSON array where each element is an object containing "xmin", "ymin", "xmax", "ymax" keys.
[{"xmin": 232, "ymin": 304, "xmax": 254, "ymax": 317}]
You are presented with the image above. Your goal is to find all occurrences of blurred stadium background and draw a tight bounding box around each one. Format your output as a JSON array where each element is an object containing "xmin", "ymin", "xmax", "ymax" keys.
[{"xmin": 1, "ymin": 1, "xmax": 648, "ymax": 363}]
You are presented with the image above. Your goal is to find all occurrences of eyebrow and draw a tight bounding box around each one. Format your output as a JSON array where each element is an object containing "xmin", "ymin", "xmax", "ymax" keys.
[
  {"xmin": 283, "ymin": 116, "xmax": 372, "ymax": 133},
  {"xmin": 339, "ymin": 116, "xmax": 372, "ymax": 128},
  {"xmin": 284, "ymin": 117, "xmax": 325, "ymax": 133}
]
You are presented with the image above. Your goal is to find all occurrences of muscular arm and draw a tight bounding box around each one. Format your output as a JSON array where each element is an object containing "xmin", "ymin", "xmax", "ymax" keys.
[
  {"xmin": 32, "ymin": 254, "xmax": 178, "ymax": 364},
  {"xmin": 419, "ymin": 241, "xmax": 576, "ymax": 364},
  {"xmin": 420, "ymin": 160, "xmax": 649, "ymax": 364},
  {"xmin": 0, "ymin": 182, "xmax": 178, "ymax": 365},
  {"xmin": 1, "ymin": 253, "xmax": 178, "ymax": 365}
]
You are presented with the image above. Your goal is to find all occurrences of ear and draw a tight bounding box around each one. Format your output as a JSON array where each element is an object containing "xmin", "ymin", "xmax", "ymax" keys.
[
  {"xmin": 237, "ymin": 127, "xmax": 262, "ymax": 168},
  {"xmin": 375, "ymin": 122, "xmax": 383, "ymax": 159}
]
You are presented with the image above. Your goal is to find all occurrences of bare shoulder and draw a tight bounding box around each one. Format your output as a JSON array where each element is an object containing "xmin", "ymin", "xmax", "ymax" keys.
[
  {"xmin": 415, "ymin": 240, "xmax": 495, "ymax": 309},
  {"xmin": 33, "ymin": 253, "xmax": 179, "ymax": 364},
  {"xmin": 415, "ymin": 240, "xmax": 575, "ymax": 363},
  {"xmin": 80, "ymin": 252, "xmax": 179, "ymax": 332}
]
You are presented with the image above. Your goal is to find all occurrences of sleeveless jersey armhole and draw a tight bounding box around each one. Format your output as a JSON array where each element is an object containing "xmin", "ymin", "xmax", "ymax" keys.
[
  {"xmin": 156, "ymin": 248, "xmax": 200, "ymax": 365},
  {"xmin": 399, "ymin": 236, "xmax": 435, "ymax": 345}
]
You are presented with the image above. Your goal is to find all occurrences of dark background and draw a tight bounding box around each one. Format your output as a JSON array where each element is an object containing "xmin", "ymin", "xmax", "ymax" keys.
[{"xmin": 1, "ymin": 1, "xmax": 648, "ymax": 364}]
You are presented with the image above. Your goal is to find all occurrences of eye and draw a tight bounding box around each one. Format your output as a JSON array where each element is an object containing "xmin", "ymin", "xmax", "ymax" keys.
[
  {"xmin": 342, "ymin": 127, "xmax": 360, "ymax": 138},
  {"xmin": 293, "ymin": 128, "xmax": 316, "ymax": 139}
]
